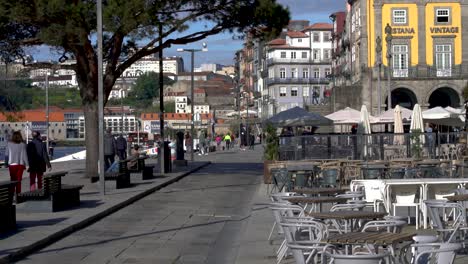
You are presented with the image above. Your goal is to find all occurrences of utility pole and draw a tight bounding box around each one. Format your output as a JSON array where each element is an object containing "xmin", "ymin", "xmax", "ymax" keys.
[
  {"xmin": 376, "ymin": 36, "xmax": 382, "ymax": 115},
  {"xmin": 45, "ymin": 72, "xmax": 49, "ymax": 152},
  {"xmin": 385, "ymin": 24, "xmax": 393, "ymax": 110},
  {"xmin": 159, "ymin": 24, "xmax": 165, "ymax": 174},
  {"xmin": 97, "ymin": 0, "xmax": 105, "ymax": 195}
]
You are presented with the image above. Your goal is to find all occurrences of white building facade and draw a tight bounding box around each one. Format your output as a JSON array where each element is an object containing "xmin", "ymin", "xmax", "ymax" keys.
[
  {"xmin": 121, "ymin": 56, "xmax": 184, "ymax": 77},
  {"xmin": 264, "ymin": 23, "xmax": 333, "ymax": 117}
]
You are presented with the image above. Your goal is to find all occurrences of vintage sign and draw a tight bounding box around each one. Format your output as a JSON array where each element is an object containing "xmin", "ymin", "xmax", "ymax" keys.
[
  {"xmin": 430, "ymin": 27, "xmax": 459, "ymax": 34},
  {"xmin": 392, "ymin": 28, "xmax": 415, "ymax": 34}
]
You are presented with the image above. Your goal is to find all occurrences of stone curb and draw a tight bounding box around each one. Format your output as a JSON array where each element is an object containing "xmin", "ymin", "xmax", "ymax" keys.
[{"xmin": 0, "ymin": 161, "xmax": 212, "ymax": 264}]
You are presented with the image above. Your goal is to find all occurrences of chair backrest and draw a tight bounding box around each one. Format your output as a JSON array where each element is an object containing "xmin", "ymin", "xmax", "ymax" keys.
[
  {"xmin": 435, "ymin": 193, "xmax": 454, "ymax": 200},
  {"xmin": 270, "ymin": 192, "xmax": 300, "ymax": 202},
  {"xmin": 362, "ymin": 182, "xmax": 385, "ymax": 203},
  {"xmin": 396, "ymin": 193, "xmax": 416, "ymax": 204},
  {"xmin": 294, "ymin": 172, "xmax": 308, "ymax": 188},
  {"xmin": 325, "ymin": 252, "xmax": 390, "ymax": 264},
  {"xmin": 424, "ymin": 200, "xmax": 465, "ymax": 241},
  {"xmin": 414, "ymin": 243, "xmax": 462, "ymax": 264},
  {"xmin": 361, "ymin": 220, "xmax": 407, "ymax": 233},
  {"xmin": 322, "ymin": 169, "xmax": 338, "ymax": 185}
]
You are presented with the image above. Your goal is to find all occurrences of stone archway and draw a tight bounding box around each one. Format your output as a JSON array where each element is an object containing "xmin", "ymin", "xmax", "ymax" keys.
[
  {"xmin": 428, "ymin": 87, "xmax": 460, "ymax": 108},
  {"xmin": 385, "ymin": 87, "xmax": 418, "ymax": 110}
]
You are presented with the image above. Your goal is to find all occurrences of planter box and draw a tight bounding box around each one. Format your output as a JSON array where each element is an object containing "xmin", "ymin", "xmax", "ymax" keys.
[{"xmin": 263, "ymin": 160, "xmax": 285, "ymax": 184}]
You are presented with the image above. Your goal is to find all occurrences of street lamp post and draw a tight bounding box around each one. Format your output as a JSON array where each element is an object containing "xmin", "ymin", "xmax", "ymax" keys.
[
  {"xmin": 385, "ymin": 23, "xmax": 393, "ymax": 110},
  {"xmin": 375, "ymin": 36, "xmax": 382, "ymax": 115},
  {"xmin": 45, "ymin": 72, "xmax": 49, "ymax": 152},
  {"xmin": 97, "ymin": 0, "xmax": 105, "ymax": 195},
  {"xmin": 177, "ymin": 43, "xmax": 208, "ymax": 162}
]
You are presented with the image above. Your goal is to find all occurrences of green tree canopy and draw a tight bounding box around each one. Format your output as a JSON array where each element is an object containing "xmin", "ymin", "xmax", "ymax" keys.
[
  {"xmin": 127, "ymin": 72, "xmax": 174, "ymax": 106},
  {"xmin": 0, "ymin": 0, "xmax": 290, "ymax": 177}
]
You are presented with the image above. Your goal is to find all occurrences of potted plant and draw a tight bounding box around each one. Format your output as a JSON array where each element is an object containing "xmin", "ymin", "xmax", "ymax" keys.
[
  {"xmin": 263, "ymin": 123, "xmax": 279, "ymax": 184},
  {"xmin": 410, "ymin": 129, "xmax": 423, "ymax": 159}
]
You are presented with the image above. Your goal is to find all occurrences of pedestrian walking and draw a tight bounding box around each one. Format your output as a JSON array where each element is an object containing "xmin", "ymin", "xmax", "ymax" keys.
[
  {"xmin": 7, "ymin": 131, "xmax": 29, "ymax": 194},
  {"xmin": 215, "ymin": 135, "xmax": 222, "ymax": 150},
  {"xmin": 198, "ymin": 130, "xmax": 206, "ymax": 155},
  {"xmin": 27, "ymin": 131, "xmax": 51, "ymax": 191},
  {"xmin": 104, "ymin": 128, "xmax": 117, "ymax": 171},
  {"xmin": 48, "ymin": 140, "xmax": 56, "ymax": 158},
  {"xmin": 249, "ymin": 133, "xmax": 255, "ymax": 150},
  {"xmin": 116, "ymin": 134, "xmax": 127, "ymax": 160},
  {"xmin": 223, "ymin": 133, "xmax": 231, "ymax": 150},
  {"xmin": 128, "ymin": 145, "xmax": 140, "ymax": 169},
  {"xmin": 184, "ymin": 131, "xmax": 192, "ymax": 154}
]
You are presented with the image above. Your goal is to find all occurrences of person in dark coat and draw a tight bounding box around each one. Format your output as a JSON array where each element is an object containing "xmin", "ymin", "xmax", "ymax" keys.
[
  {"xmin": 116, "ymin": 134, "xmax": 127, "ymax": 160},
  {"xmin": 27, "ymin": 131, "xmax": 51, "ymax": 191},
  {"xmin": 104, "ymin": 128, "xmax": 117, "ymax": 171}
]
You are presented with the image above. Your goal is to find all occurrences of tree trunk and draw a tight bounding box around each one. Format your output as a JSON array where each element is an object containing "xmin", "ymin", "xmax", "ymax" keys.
[{"xmin": 83, "ymin": 101, "xmax": 99, "ymax": 179}]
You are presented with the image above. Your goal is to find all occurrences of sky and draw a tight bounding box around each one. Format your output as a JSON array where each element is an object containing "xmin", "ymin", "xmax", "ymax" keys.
[{"xmin": 32, "ymin": 0, "xmax": 344, "ymax": 70}]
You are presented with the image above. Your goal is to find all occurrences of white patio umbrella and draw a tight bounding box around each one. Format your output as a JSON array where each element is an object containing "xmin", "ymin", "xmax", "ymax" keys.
[
  {"xmin": 393, "ymin": 105, "xmax": 405, "ymax": 145},
  {"xmin": 377, "ymin": 106, "xmax": 412, "ymax": 124},
  {"xmin": 410, "ymin": 104, "xmax": 425, "ymax": 145}
]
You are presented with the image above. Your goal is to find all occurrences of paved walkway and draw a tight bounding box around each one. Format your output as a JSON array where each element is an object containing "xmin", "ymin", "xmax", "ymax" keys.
[
  {"xmin": 15, "ymin": 147, "xmax": 264, "ymax": 263},
  {"xmin": 0, "ymin": 155, "xmax": 210, "ymax": 263}
]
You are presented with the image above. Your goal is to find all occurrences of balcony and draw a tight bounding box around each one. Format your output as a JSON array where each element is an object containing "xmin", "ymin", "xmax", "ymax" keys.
[
  {"xmin": 266, "ymin": 77, "xmax": 330, "ymax": 85},
  {"xmin": 266, "ymin": 58, "xmax": 332, "ymax": 66},
  {"xmin": 382, "ymin": 65, "xmax": 468, "ymax": 79}
]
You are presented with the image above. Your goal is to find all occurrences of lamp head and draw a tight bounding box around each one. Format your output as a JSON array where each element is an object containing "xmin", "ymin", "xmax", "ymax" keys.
[
  {"xmin": 202, "ymin": 42, "xmax": 207, "ymax": 48},
  {"xmin": 176, "ymin": 48, "xmax": 184, "ymax": 52}
]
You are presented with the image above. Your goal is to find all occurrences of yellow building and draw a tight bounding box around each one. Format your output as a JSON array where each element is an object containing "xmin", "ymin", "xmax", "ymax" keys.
[{"xmin": 333, "ymin": 0, "xmax": 468, "ymax": 112}]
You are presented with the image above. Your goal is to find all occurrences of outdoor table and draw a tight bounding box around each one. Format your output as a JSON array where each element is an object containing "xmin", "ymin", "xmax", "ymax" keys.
[
  {"xmin": 307, "ymin": 211, "xmax": 387, "ymax": 233},
  {"xmin": 351, "ymin": 178, "xmax": 468, "ymax": 229},
  {"xmin": 323, "ymin": 232, "xmax": 416, "ymax": 260},
  {"xmin": 292, "ymin": 187, "xmax": 346, "ymax": 196},
  {"xmin": 286, "ymin": 196, "xmax": 347, "ymax": 212}
]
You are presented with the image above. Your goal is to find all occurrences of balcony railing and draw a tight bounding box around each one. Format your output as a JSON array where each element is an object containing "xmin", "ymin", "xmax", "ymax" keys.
[
  {"xmin": 266, "ymin": 77, "xmax": 330, "ymax": 85},
  {"xmin": 266, "ymin": 58, "xmax": 332, "ymax": 65},
  {"xmin": 382, "ymin": 65, "xmax": 468, "ymax": 79}
]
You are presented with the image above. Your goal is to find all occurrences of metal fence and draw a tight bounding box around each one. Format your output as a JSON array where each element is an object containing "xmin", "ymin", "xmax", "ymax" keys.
[{"xmin": 278, "ymin": 132, "xmax": 468, "ymax": 161}]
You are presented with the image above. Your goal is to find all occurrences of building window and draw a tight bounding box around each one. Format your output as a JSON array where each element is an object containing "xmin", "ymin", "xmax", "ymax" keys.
[
  {"xmin": 298, "ymin": 38, "xmax": 302, "ymax": 43},
  {"xmin": 301, "ymin": 52, "xmax": 307, "ymax": 59},
  {"xmin": 392, "ymin": 9, "xmax": 407, "ymax": 24},
  {"xmin": 323, "ymin": 32, "xmax": 331, "ymax": 41},
  {"xmin": 291, "ymin": 87, "xmax": 298, "ymax": 97},
  {"xmin": 325, "ymin": 68, "xmax": 331, "ymax": 78},
  {"xmin": 435, "ymin": 44, "xmax": 452, "ymax": 77},
  {"xmin": 291, "ymin": 68, "xmax": 298, "ymax": 78},
  {"xmin": 280, "ymin": 51, "xmax": 286, "ymax": 58},
  {"xmin": 291, "ymin": 52, "xmax": 296, "ymax": 59},
  {"xmin": 313, "ymin": 32, "xmax": 320, "ymax": 42},
  {"xmin": 302, "ymin": 86, "xmax": 310, "ymax": 97},
  {"xmin": 302, "ymin": 68, "xmax": 309, "ymax": 78},
  {"xmin": 313, "ymin": 49, "xmax": 320, "ymax": 60},
  {"xmin": 351, "ymin": 46, "xmax": 356, "ymax": 62},
  {"xmin": 280, "ymin": 68, "xmax": 286, "ymax": 79},
  {"xmin": 313, "ymin": 68, "xmax": 320, "ymax": 78},
  {"xmin": 280, "ymin": 87, "xmax": 287, "ymax": 97},
  {"xmin": 392, "ymin": 45, "xmax": 409, "ymax": 77},
  {"xmin": 436, "ymin": 9, "xmax": 449, "ymax": 23},
  {"xmin": 324, "ymin": 49, "xmax": 331, "ymax": 60}
]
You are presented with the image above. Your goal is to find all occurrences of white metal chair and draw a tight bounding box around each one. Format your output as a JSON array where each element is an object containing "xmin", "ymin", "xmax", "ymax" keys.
[
  {"xmin": 411, "ymin": 243, "xmax": 461, "ymax": 264},
  {"xmin": 361, "ymin": 220, "xmax": 407, "ymax": 233},
  {"xmin": 409, "ymin": 235, "xmax": 439, "ymax": 264},
  {"xmin": 322, "ymin": 244, "xmax": 391, "ymax": 264},
  {"xmin": 279, "ymin": 220, "xmax": 329, "ymax": 264},
  {"xmin": 392, "ymin": 190, "xmax": 420, "ymax": 229},
  {"xmin": 361, "ymin": 182, "xmax": 386, "ymax": 212},
  {"xmin": 424, "ymin": 200, "xmax": 468, "ymax": 242}
]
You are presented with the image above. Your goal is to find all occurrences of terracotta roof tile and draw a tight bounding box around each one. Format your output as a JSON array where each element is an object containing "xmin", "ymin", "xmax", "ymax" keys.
[
  {"xmin": 286, "ymin": 31, "xmax": 308, "ymax": 38},
  {"xmin": 304, "ymin": 23, "xmax": 333, "ymax": 30},
  {"xmin": 268, "ymin": 38, "xmax": 286, "ymax": 45},
  {"xmin": 0, "ymin": 111, "xmax": 65, "ymax": 122}
]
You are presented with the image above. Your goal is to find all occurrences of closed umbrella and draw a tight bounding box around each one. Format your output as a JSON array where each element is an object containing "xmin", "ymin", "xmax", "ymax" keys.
[
  {"xmin": 360, "ymin": 105, "xmax": 372, "ymax": 158},
  {"xmin": 394, "ymin": 105, "xmax": 405, "ymax": 145},
  {"xmin": 410, "ymin": 104, "xmax": 425, "ymax": 145}
]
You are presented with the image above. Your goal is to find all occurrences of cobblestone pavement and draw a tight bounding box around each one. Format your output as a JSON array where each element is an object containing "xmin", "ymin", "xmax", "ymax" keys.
[{"xmin": 17, "ymin": 147, "xmax": 264, "ymax": 263}]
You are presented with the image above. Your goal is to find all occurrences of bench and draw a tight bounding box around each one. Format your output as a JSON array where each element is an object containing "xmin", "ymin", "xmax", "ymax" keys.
[
  {"xmin": 127, "ymin": 156, "xmax": 154, "ymax": 180},
  {"xmin": 0, "ymin": 181, "xmax": 16, "ymax": 232},
  {"xmin": 17, "ymin": 171, "xmax": 83, "ymax": 212}
]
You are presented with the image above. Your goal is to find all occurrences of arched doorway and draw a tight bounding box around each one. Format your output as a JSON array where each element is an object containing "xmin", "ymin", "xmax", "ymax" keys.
[
  {"xmin": 428, "ymin": 87, "xmax": 460, "ymax": 108},
  {"xmin": 385, "ymin": 88, "xmax": 417, "ymax": 110}
]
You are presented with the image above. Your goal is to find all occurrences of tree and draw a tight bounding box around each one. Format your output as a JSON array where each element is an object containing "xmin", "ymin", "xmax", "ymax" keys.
[
  {"xmin": 127, "ymin": 72, "xmax": 173, "ymax": 106},
  {"xmin": 0, "ymin": 0, "xmax": 290, "ymax": 177}
]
